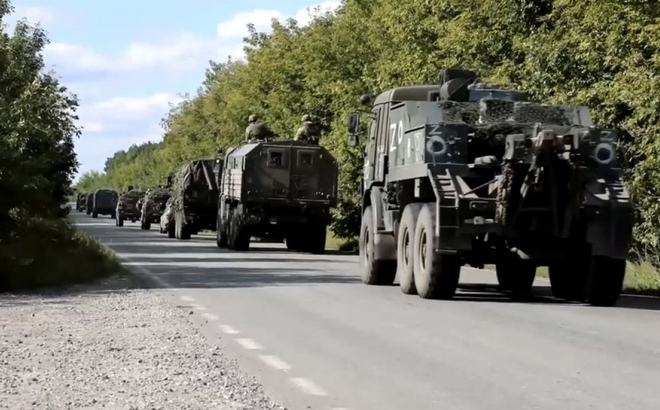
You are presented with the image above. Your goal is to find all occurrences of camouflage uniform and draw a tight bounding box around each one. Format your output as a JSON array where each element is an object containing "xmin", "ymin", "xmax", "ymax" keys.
[
  {"xmin": 294, "ymin": 115, "xmax": 321, "ymax": 144},
  {"xmin": 245, "ymin": 114, "xmax": 272, "ymax": 141}
]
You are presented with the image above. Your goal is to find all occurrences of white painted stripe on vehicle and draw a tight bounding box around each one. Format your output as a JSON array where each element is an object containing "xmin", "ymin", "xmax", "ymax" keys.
[
  {"xmin": 180, "ymin": 296, "xmax": 195, "ymax": 302},
  {"xmin": 289, "ymin": 377, "xmax": 328, "ymax": 396},
  {"xmin": 201, "ymin": 313, "xmax": 219, "ymax": 321},
  {"xmin": 219, "ymin": 325, "xmax": 239, "ymax": 334},
  {"xmin": 235, "ymin": 338, "xmax": 263, "ymax": 350},
  {"xmin": 258, "ymin": 355, "xmax": 291, "ymax": 371}
]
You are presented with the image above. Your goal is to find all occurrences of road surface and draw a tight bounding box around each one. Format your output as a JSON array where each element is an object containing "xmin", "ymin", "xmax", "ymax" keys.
[{"xmin": 72, "ymin": 210, "xmax": 660, "ymax": 410}]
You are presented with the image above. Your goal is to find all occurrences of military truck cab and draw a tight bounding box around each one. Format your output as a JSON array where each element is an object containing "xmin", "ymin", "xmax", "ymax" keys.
[{"xmin": 348, "ymin": 68, "xmax": 633, "ymax": 306}]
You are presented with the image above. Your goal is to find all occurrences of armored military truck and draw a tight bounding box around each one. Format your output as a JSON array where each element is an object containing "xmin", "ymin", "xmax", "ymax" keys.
[
  {"xmin": 216, "ymin": 139, "xmax": 338, "ymax": 253},
  {"xmin": 170, "ymin": 159, "xmax": 220, "ymax": 240},
  {"xmin": 140, "ymin": 188, "xmax": 171, "ymax": 230},
  {"xmin": 91, "ymin": 189, "xmax": 119, "ymax": 218},
  {"xmin": 347, "ymin": 68, "xmax": 634, "ymax": 307},
  {"xmin": 115, "ymin": 188, "xmax": 145, "ymax": 227}
]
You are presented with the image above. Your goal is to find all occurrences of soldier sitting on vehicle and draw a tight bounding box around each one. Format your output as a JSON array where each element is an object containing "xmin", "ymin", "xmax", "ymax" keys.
[
  {"xmin": 245, "ymin": 114, "xmax": 274, "ymax": 142},
  {"xmin": 294, "ymin": 114, "xmax": 321, "ymax": 144}
]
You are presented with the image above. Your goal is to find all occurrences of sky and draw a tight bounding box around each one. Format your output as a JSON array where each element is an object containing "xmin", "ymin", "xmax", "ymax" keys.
[{"xmin": 4, "ymin": 0, "xmax": 341, "ymax": 181}]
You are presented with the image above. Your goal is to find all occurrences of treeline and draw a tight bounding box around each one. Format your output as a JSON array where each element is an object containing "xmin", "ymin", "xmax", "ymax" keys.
[
  {"xmin": 0, "ymin": 0, "xmax": 120, "ymax": 290},
  {"xmin": 77, "ymin": 0, "xmax": 660, "ymax": 256}
]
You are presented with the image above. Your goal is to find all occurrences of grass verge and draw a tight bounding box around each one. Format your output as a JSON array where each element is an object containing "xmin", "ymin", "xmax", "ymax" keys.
[
  {"xmin": 0, "ymin": 217, "xmax": 126, "ymax": 292},
  {"xmin": 326, "ymin": 231, "xmax": 359, "ymax": 252},
  {"xmin": 484, "ymin": 259, "xmax": 660, "ymax": 296}
]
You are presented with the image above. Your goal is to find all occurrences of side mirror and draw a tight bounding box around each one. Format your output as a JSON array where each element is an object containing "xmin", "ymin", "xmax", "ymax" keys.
[
  {"xmin": 347, "ymin": 134, "xmax": 358, "ymax": 147},
  {"xmin": 348, "ymin": 112, "xmax": 360, "ymax": 134}
]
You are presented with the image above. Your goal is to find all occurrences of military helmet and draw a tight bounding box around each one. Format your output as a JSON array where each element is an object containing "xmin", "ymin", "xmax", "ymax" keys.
[
  {"xmin": 302, "ymin": 114, "xmax": 311, "ymax": 122},
  {"xmin": 248, "ymin": 114, "xmax": 258, "ymax": 123}
]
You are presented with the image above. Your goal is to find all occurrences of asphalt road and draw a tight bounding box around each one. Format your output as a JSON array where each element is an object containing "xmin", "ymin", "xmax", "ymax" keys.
[{"xmin": 71, "ymin": 210, "xmax": 660, "ymax": 410}]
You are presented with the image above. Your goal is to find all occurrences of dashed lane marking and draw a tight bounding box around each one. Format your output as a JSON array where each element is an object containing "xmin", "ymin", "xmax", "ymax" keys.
[
  {"xmin": 180, "ymin": 296, "xmax": 195, "ymax": 302},
  {"xmin": 235, "ymin": 338, "xmax": 263, "ymax": 350},
  {"xmin": 219, "ymin": 325, "xmax": 240, "ymax": 334},
  {"xmin": 201, "ymin": 312, "xmax": 219, "ymax": 321},
  {"xmin": 289, "ymin": 377, "xmax": 328, "ymax": 396},
  {"xmin": 258, "ymin": 355, "xmax": 291, "ymax": 372}
]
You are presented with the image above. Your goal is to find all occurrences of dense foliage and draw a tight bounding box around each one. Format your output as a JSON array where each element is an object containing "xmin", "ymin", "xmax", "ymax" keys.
[
  {"xmin": 0, "ymin": 1, "xmax": 120, "ymax": 290},
  {"xmin": 77, "ymin": 0, "xmax": 660, "ymax": 257}
]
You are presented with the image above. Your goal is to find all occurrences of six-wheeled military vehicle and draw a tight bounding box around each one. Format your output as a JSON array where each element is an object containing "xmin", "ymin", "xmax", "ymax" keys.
[
  {"xmin": 170, "ymin": 159, "xmax": 220, "ymax": 240},
  {"xmin": 346, "ymin": 68, "xmax": 634, "ymax": 307},
  {"xmin": 115, "ymin": 188, "xmax": 145, "ymax": 226},
  {"xmin": 140, "ymin": 188, "xmax": 171, "ymax": 230},
  {"xmin": 91, "ymin": 189, "xmax": 119, "ymax": 218},
  {"xmin": 216, "ymin": 139, "xmax": 338, "ymax": 253}
]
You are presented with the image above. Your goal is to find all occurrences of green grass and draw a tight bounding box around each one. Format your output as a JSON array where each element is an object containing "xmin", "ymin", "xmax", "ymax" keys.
[
  {"xmin": 0, "ymin": 217, "xmax": 126, "ymax": 292},
  {"xmin": 484, "ymin": 260, "xmax": 660, "ymax": 296},
  {"xmin": 326, "ymin": 231, "xmax": 358, "ymax": 252}
]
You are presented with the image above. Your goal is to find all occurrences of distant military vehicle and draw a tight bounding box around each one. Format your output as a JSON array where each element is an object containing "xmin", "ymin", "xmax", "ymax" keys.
[
  {"xmin": 115, "ymin": 188, "xmax": 145, "ymax": 227},
  {"xmin": 91, "ymin": 189, "xmax": 119, "ymax": 218},
  {"xmin": 76, "ymin": 192, "xmax": 87, "ymax": 212},
  {"xmin": 216, "ymin": 139, "xmax": 338, "ymax": 253},
  {"xmin": 140, "ymin": 188, "xmax": 171, "ymax": 230},
  {"xmin": 347, "ymin": 68, "xmax": 634, "ymax": 307},
  {"xmin": 170, "ymin": 159, "xmax": 220, "ymax": 240},
  {"xmin": 85, "ymin": 192, "xmax": 94, "ymax": 215}
]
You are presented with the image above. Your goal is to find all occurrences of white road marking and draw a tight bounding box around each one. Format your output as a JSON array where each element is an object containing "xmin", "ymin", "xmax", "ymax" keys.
[
  {"xmin": 219, "ymin": 325, "xmax": 240, "ymax": 334},
  {"xmin": 289, "ymin": 377, "xmax": 328, "ymax": 396},
  {"xmin": 258, "ymin": 355, "xmax": 291, "ymax": 371},
  {"xmin": 235, "ymin": 338, "xmax": 263, "ymax": 350},
  {"xmin": 201, "ymin": 313, "xmax": 219, "ymax": 321},
  {"xmin": 192, "ymin": 305, "xmax": 207, "ymax": 311},
  {"xmin": 180, "ymin": 296, "xmax": 195, "ymax": 302}
]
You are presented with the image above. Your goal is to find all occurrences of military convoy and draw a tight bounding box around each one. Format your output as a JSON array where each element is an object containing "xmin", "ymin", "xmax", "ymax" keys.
[
  {"xmin": 74, "ymin": 69, "xmax": 636, "ymax": 307},
  {"xmin": 215, "ymin": 139, "xmax": 338, "ymax": 253},
  {"xmin": 346, "ymin": 68, "xmax": 634, "ymax": 307}
]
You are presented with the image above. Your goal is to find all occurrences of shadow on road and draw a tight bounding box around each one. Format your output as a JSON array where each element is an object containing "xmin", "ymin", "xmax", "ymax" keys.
[{"xmin": 453, "ymin": 283, "xmax": 660, "ymax": 311}]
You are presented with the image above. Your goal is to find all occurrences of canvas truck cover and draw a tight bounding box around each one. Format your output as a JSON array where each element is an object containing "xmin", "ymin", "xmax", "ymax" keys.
[{"xmin": 173, "ymin": 159, "xmax": 219, "ymax": 209}]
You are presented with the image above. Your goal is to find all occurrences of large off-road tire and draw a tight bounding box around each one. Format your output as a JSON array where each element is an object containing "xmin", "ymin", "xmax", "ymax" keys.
[
  {"xmin": 285, "ymin": 234, "xmax": 301, "ymax": 251},
  {"xmin": 412, "ymin": 203, "xmax": 461, "ymax": 299},
  {"xmin": 86, "ymin": 208, "xmax": 91, "ymax": 215},
  {"xmin": 306, "ymin": 223, "xmax": 327, "ymax": 255},
  {"xmin": 495, "ymin": 256, "xmax": 537, "ymax": 295},
  {"xmin": 143, "ymin": 220, "xmax": 151, "ymax": 230},
  {"xmin": 216, "ymin": 215, "xmax": 228, "ymax": 248},
  {"xmin": 116, "ymin": 212, "xmax": 124, "ymax": 227},
  {"xmin": 175, "ymin": 212, "xmax": 191, "ymax": 240},
  {"xmin": 167, "ymin": 221, "xmax": 175, "ymax": 238},
  {"xmin": 585, "ymin": 256, "xmax": 626, "ymax": 307},
  {"xmin": 359, "ymin": 206, "xmax": 396, "ymax": 286},
  {"xmin": 548, "ymin": 251, "xmax": 590, "ymax": 302},
  {"xmin": 228, "ymin": 207, "xmax": 250, "ymax": 251},
  {"xmin": 397, "ymin": 203, "xmax": 423, "ymax": 295},
  {"xmin": 92, "ymin": 209, "xmax": 98, "ymax": 218}
]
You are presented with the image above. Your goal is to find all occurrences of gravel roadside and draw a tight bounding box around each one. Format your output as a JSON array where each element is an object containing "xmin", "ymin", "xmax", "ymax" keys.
[{"xmin": 0, "ymin": 273, "xmax": 286, "ymax": 410}]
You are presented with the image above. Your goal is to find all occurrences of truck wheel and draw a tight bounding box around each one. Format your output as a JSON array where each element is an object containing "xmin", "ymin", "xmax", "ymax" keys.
[
  {"xmin": 92, "ymin": 209, "xmax": 98, "ymax": 218},
  {"xmin": 397, "ymin": 203, "xmax": 423, "ymax": 295},
  {"xmin": 167, "ymin": 221, "xmax": 175, "ymax": 238},
  {"xmin": 216, "ymin": 216, "xmax": 228, "ymax": 248},
  {"xmin": 412, "ymin": 203, "xmax": 460, "ymax": 299},
  {"xmin": 495, "ymin": 256, "xmax": 536, "ymax": 295},
  {"xmin": 585, "ymin": 256, "xmax": 626, "ymax": 307},
  {"xmin": 176, "ymin": 215, "xmax": 191, "ymax": 240},
  {"xmin": 116, "ymin": 213, "xmax": 124, "ymax": 227},
  {"xmin": 143, "ymin": 220, "xmax": 151, "ymax": 230},
  {"xmin": 228, "ymin": 209, "xmax": 250, "ymax": 251},
  {"xmin": 307, "ymin": 223, "xmax": 327, "ymax": 254},
  {"xmin": 359, "ymin": 206, "xmax": 396, "ymax": 286},
  {"xmin": 285, "ymin": 235, "xmax": 301, "ymax": 251},
  {"xmin": 548, "ymin": 252, "xmax": 590, "ymax": 302}
]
